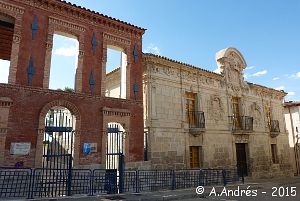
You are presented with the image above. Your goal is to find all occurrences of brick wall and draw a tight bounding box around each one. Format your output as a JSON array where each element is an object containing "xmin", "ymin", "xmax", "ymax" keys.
[{"xmin": 0, "ymin": 0, "xmax": 145, "ymax": 168}]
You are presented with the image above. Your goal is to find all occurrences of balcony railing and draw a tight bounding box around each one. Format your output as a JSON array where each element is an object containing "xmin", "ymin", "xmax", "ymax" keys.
[
  {"xmin": 187, "ymin": 111, "xmax": 205, "ymax": 129},
  {"xmin": 269, "ymin": 120, "xmax": 280, "ymax": 132},
  {"xmin": 230, "ymin": 116, "xmax": 253, "ymax": 131}
]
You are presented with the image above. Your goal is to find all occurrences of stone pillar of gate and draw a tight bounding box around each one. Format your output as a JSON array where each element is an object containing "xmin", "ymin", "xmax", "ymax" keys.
[
  {"xmin": 35, "ymin": 129, "xmax": 45, "ymax": 167},
  {"xmin": 73, "ymin": 130, "xmax": 81, "ymax": 167},
  {"xmin": 101, "ymin": 128, "xmax": 108, "ymax": 167},
  {"xmin": 0, "ymin": 97, "xmax": 13, "ymax": 166}
]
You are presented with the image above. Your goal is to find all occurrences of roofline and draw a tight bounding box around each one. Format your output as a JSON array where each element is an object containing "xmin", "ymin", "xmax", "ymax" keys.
[
  {"xmin": 284, "ymin": 101, "xmax": 300, "ymax": 107},
  {"xmin": 142, "ymin": 53, "xmax": 222, "ymax": 77},
  {"xmin": 15, "ymin": 0, "xmax": 146, "ymax": 34},
  {"xmin": 61, "ymin": 0, "xmax": 146, "ymax": 31}
]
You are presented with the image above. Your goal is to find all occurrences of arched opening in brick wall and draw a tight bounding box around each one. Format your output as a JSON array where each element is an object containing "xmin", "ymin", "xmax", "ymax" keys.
[
  {"xmin": 49, "ymin": 32, "xmax": 78, "ymax": 91},
  {"xmin": 105, "ymin": 46, "xmax": 127, "ymax": 99},
  {"xmin": 43, "ymin": 106, "xmax": 75, "ymax": 169},
  {"xmin": 0, "ymin": 14, "xmax": 15, "ymax": 83},
  {"xmin": 36, "ymin": 100, "xmax": 81, "ymax": 168}
]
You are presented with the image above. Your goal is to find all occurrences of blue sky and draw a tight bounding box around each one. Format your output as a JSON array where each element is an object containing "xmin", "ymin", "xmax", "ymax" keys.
[{"xmin": 0, "ymin": 0, "xmax": 299, "ymax": 101}]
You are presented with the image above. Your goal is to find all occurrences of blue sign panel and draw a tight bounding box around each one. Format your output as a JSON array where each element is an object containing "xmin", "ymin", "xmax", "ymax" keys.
[{"xmin": 83, "ymin": 143, "xmax": 90, "ymax": 154}]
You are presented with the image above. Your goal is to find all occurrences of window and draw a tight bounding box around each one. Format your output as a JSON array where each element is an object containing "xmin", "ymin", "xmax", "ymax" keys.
[
  {"xmin": 186, "ymin": 92, "xmax": 196, "ymax": 125},
  {"xmin": 105, "ymin": 46, "xmax": 127, "ymax": 99},
  {"xmin": 232, "ymin": 97, "xmax": 240, "ymax": 128},
  {"xmin": 271, "ymin": 144, "xmax": 279, "ymax": 164},
  {"xmin": 0, "ymin": 15, "xmax": 15, "ymax": 83},
  {"xmin": 49, "ymin": 33, "xmax": 78, "ymax": 91},
  {"xmin": 265, "ymin": 106, "xmax": 271, "ymax": 130},
  {"xmin": 190, "ymin": 146, "xmax": 201, "ymax": 168}
]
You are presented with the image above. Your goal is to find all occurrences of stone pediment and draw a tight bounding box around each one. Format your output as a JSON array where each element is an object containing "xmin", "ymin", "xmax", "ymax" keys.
[{"xmin": 215, "ymin": 47, "xmax": 249, "ymax": 95}]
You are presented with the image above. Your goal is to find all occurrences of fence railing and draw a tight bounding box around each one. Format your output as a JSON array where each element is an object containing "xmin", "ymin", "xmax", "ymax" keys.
[
  {"xmin": 187, "ymin": 111, "xmax": 205, "ymax": 129},
  {"xmin": 269, "ymin": 120, "xmax": 280, "ymax": 132},
  {"xmin": 230, "ymin": 116, "xmax": 253, "ymax": 131},
  {"xmin": 0, "ymin": 167, "xmax": 243, "ymax": 199}
]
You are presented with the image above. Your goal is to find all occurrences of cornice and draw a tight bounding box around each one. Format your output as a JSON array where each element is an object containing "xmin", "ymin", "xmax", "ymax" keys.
[
  {"xmin": 142, "ymin": 53, "xmax": 223, "ymax": 81},
  {"xmin": 284, "ymin": 101, "xmax": 300, "ymax": 107},
  {"xmin": 0, "ymin": 1, "xmax": 25, "ymax": 14},
  {"xmin": 49, "ymin": 16, "xmax": 85, "ymax": 33},
  {"xmin": 103, "ymin": 33, "xmax": 131, "ymax": 46},
  {"xmin": 13, "ymin": 0, "xmax": 146, "ymax": 38},
  {"xmin": 247, "ymin": 82, "xmax": 287, "ymax": 100}
]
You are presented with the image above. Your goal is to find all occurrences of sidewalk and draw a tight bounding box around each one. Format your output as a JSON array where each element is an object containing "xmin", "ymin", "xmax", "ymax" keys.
[{"xmin": 2, "ymin": 176, "xmax": 300, "ymax": 201}]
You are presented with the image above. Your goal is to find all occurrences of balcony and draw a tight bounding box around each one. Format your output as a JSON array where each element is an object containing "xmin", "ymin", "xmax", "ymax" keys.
[
  {"xmin": 187, "ymin": 111, "xmax": 205, "ymax": 136},
  {"xmin": 229, "ymin": 116, "xmax": 253, "ymax": 133},
  {"xmin": 269, "ymin": 120, "xmax": 280, "ymax": 138}
]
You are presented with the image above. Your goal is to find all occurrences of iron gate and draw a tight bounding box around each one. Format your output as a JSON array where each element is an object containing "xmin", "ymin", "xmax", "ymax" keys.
[
  {"xmin": 106, "ymin": 124, "xmax": 124, "ymax": 193},
  {"xmin": 35, "ymin": 107, "xmax": 74, "ymax": 197}
]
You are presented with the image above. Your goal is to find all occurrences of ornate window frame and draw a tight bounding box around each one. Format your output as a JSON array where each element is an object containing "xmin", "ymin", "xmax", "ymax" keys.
[{"xmin": 43, "ymin": 17, "xmax": 86, "ymax": 92}]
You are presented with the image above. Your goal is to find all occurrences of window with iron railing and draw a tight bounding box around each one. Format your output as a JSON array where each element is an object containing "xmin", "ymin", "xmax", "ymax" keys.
[
  {"xmin": 230, "ymin": 116, "xmax": 253, "ymax": 131},
  {"xmin": 186, "ymin": 92, "xmax": 196, "ymax": 124},
  {"xmin": 185, "ymin": 92, "xmax": 205, "ymax": 129},
  {"xmin": 265, "ymin": 106, "xmax": 271, "ymax": 130},
  {"xmin": 270, "ymin": 120, "xmax": 280, "ymax": 132},
  {"xmin": 265, "ymin": 106, "xmax": 280, "ymax": 132},
  {"xmin": 187, "ymin": 111, "xmax": 205, "ymax": 128},
  {"xmin": 232, "ymin": 97, "xmax": 241, "ymax": 128}
]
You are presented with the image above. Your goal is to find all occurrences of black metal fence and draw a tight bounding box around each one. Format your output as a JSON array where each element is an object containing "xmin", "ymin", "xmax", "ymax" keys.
[
  {"xmin": 0, "ymin": 167, "xmax": 243, "ymax": 199},
  {"xmin": 270, "ymin": 120, "xmax": 280, "ymax": 132},
  {"xmin": 230, "ymin": 116, "xmax": 253, "ymax": 131},
  {"xmin": 187, "ymin": 111, "xmax": 205, "ymax": 128}
]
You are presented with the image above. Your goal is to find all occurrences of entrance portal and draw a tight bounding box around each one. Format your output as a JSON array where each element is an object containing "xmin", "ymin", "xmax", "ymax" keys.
[
  {"xmin": 236, "ymin": 143, "xmax": 248, "ymax": 176},
  {"xmin": 105, "ymin": 123, "xmax": 124, "ymax": 193},
  {"xmin": 34, "ymin": 107, "xmax": 74, "ymax": 197}
]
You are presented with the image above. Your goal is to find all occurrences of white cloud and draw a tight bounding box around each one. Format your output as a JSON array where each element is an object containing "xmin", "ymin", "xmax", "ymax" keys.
[
  {"xmin": 214, "ymin": 68, "xmax": 220, "ymax": 74},
  {"xmin": 54, "ymin": 46, "xmax": 78, "ymax": 57},
  {"xmin": 272, "ymin": 77, "xmax": 279, "ymax": 80},
  {"xmin": 252, "ymin": 70, "xmax": 267, "ymax": 77},
  {"xmin": 274, "ymin": 86, "xmax": 284, "ymax": 90},
  {"xmin": 287, "ymin": 91, "xmax": 295, "ymax": 96},
  {"xmin": 245, "ymin": 66, "xmax": 254, "ymax": 70},
  {"xmin": 243, "ymin": 73, "xmax": 249, "ymax": 79},
  {"xmin": 143, "ymin": 44, "xmax": 161, "ymax": 55},
  {"xmin": 289, "ymin": 72, "xmax": 300, "ymax": 79}
]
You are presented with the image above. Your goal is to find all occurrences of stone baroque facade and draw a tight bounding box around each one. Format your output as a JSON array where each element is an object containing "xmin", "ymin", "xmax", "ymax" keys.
[
  {"xmin": 142, "ymin": 47, "xmax": 293, "ymax": 179},
  {"xmin": 0, "ymin": 0, "xmax": 145, "ymax": 168}
]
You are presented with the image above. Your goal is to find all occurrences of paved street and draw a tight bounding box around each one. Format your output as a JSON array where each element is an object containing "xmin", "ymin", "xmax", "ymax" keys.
[{"xmin": 2, "ymin": 177, "xmax": 300, "ymax": 201}]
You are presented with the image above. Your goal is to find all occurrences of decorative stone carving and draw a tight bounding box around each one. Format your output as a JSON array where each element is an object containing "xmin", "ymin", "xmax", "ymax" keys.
[
  {"xmin": 235, "ymin": 135, "xmax": 249, "ymax": 143},
  {"xmin": 13, "ymin": 35, "xmax": 21, "ymax": 44},
  {"xmin": 208, "ymin": 95, "xmax": 224, "ymax": 123},
  {"xmin": 250, "ymin": 102, "xmax": 262, "ymax": 127},
  {"xmin": 162, "ymin": 67, "xmax": 175, "ymax": 76},
  {"xmin": 45, "ymin": 42, "xmax": 53, "ymax": 50},
  {"xmin": 78, "ymin": 50, "xmax": 85, "ymax": 58}
]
